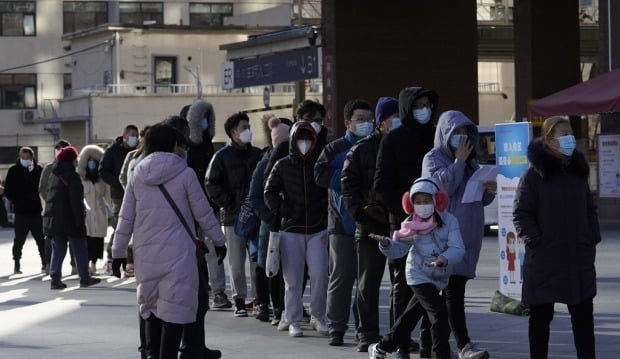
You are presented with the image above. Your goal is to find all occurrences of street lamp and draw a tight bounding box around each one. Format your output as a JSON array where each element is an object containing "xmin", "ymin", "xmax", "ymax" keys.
[{"xmin": 184, "ymin": 64, "xmax": 202, "ymax": 99}]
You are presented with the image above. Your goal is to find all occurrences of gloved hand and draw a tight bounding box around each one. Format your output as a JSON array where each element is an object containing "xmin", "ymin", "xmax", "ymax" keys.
[
  {"xmin": 214, "ymin": 245, "xmax": 227, "ymax": 265},
  {"xmin": 112, "ymin": 258, "xmax": 127, "ymax": 278}
]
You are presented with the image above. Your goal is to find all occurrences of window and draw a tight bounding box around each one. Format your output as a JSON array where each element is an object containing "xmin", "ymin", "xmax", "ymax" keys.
[
  {"xmin": 63, "ymin": 74, "xmax": 72, "ymax": 98},
  {"xmin": 153, "ymin": 56, "xmax": 177, "ymax": 93},
  {"xmin": 0, "ymin": 74, "xmax": 36, "ymax": 109},
  {"xmin": 189, "ymin": 3, "xmax": 233, "ymax": 27},
  {"xmin": 120, "ymin": 2, "xmax": 163, "ymax": 25},
  {"xmin": 63, "ymin": 1, "xmax": 108, "ymax": 34},
  {"xmin": 0, "ymin": 1, "xmax": 35, "ymax": 36}
]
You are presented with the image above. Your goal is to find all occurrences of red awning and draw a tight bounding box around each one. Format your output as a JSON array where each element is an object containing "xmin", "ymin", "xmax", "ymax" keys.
[{"xmin": 529, "ymin": 67, "xmax": 620, "ymax": 117}]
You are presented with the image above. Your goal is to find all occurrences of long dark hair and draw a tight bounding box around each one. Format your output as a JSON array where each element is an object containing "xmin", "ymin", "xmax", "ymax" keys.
[
  {"xmin": 143, "ymin": 123, "xmax": 188, "ymax": 156},
  {"xmin": 85, "ymin": 161, "xmax": 100, "ymax": 183}
]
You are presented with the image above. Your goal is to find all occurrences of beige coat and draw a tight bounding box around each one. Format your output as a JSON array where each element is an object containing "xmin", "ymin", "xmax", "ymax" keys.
[{"xmin": 78, "ymin": 145, "xmax": 110, "ymax": 238}]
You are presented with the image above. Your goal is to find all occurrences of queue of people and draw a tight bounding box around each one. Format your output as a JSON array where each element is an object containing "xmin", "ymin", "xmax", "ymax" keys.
[{"xmin": 0, "ymin": 89, "xmax": 600, "ymax": 359}]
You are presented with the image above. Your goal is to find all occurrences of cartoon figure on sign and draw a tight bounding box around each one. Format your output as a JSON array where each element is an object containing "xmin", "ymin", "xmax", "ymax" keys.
[
  {"xmin": 506, "ymin": 231, "xmax": 517, "ymax": 284},
  {"xmin": 517, "ymin": 235, "xmax": 525, "ymax": 284}
]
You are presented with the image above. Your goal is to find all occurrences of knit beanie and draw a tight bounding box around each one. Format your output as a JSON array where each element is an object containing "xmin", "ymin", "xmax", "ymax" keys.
[
  {"xmin": 375, "ymin": 97, "xmax": 399, "ymax": 125},
  {"xmin": 269, "ymin": 117, "xmax": 291, "ymax": 148},
  {"xmin": 56, "ymin": 146, "xmax": 79, "ymax": 163}
]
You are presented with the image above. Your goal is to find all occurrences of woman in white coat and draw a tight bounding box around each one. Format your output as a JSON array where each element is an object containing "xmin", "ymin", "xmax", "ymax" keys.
[{"xmin": 77, "ymin": 144, "xmax": 110, "ymax": 275}]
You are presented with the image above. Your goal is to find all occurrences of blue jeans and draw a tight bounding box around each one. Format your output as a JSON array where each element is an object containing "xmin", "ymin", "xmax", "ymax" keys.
[{"xmin": 50, "ymin": 235, "xmax": 90, "ymax": 281}]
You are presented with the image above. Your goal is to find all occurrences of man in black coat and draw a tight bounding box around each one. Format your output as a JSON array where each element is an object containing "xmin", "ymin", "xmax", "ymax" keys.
[
  {"xmin": 43, "ymin": 146, "xmax": 101, "ymax": 289},
  {"xmin": 341, "ymin": 97, "xmax": 399, "ymax": 352},
  {"xmin": 99, "ymin": 124, "xmax": 139, "ymax": 273},
  {"xmin": 374, "ymin": 86, "xmax": 439, "ymax": 354},
  {"xmin": 206, "ymin": 112, "xmax": 262, "ymax": 317},
  {"xmin": 4, "ymin": 146, "xmax": 45, "ymax": 274}
]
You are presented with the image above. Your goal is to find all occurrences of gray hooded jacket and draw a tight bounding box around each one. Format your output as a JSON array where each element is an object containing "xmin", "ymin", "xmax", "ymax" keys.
[{"xmin": 421, "ymin": 111, "xmax": 495, "ymax": 278}]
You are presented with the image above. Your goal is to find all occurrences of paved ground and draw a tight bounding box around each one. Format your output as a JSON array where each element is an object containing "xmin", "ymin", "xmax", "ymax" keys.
[{"xmin": 0, "ymin": 223, "xmax": 618, "ymax": 358}]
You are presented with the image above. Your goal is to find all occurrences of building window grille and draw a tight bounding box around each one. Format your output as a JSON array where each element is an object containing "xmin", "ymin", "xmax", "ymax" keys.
[
  {"xmin": 0, "ymin": 74, "xmax": 37, "ymax": 109},
  {"xmin": 189, "ymin": 3, "xmax": 233, "ymax": 27},
  {"xmin": 63, "ymin": 1, "xmax": 108, "ymax": 34},
  {"xmin": 119, "ymin": 2, "xmax": 163, "ymax": 25}
]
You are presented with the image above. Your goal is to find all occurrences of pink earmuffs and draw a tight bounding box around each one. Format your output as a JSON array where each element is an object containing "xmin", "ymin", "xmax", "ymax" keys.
[{"xmin": 401, "ymin": 178, "xmax": 449, "ymax": 214}]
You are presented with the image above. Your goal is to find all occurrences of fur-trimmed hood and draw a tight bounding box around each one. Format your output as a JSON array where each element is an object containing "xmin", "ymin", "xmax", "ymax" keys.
[
  {"xmin": 187, "ymin": 100, "xmax": 216, "ymax": 144},
  {"xmin": 77, "ymin": 144, "xmax": 104, "ymax": 179},
  {"xmin": 527, "ymin": 138, "xmax": 589, "ymax": 179}
]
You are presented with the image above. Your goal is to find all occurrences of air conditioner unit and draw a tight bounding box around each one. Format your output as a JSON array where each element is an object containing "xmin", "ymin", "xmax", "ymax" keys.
[{"xmin": 21, "ymin": 109, "xmax": 37, "ymax": 124}]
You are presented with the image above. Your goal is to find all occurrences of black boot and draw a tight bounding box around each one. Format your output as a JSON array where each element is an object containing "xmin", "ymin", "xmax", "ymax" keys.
[
  {"xmin": 13, "ymin": 260, "xmax": 21, "ymax": 274},
  {"xmin": 204, "ymin": 346, "xmax": 222, "ymax": 359}
]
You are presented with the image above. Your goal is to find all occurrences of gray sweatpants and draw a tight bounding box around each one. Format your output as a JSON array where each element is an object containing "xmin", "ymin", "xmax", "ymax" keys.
[
  {"xmin": 280, "ymin": 230, "xmax": 328, "ymax": 324},
  {"xmin": 223, "ymin": 226, "xmax": 256, "ymax": 301},
  {"xmin": 326, "ymin": 233, "xmax": 357, "ymax": 334}
]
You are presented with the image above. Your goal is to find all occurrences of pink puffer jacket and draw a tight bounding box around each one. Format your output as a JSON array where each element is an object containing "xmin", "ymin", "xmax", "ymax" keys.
[{"xmin": 113, "ymin": 152, "xmax": 225, "ymax": 324}]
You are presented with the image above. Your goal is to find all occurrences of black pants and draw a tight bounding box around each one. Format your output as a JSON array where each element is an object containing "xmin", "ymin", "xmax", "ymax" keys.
[
  {"xmin": 87, "ymin": 236, "xmax": 104, "ymax": 261},
  {"xmin": 356, "ymin": 237, "xmax": 387, "ymax": 343},
  {"xmin": 144, "ymin": 314, "xmax": 183, "ymax": 359},
  {"xmin": 529, "ymin": 298, "xmax": 595, "ymax": 359},
  {"xmin": 379, "ymin": 284, "xmax": 452, "ymax": 359},
  {"xmin": 179, "ymin": 254, "xmax": 211, "ymax": 359},
  {"xmin": 444, "ymin": 275, "xmax": 470, "ymax": 350},
  {"xmin": 269, "ymin": 269, "xmax": 284, "ymax": 311},
  {"xmin": 389, "ymin": 256, "xmax": 413, "ymax": 326},
  {"xmin": 106, "ymin": 197, "xmax": 133, "ymax": 265},
  {"xmin": 256, "ymin": 266, "xmax": 270, "ymax": 305},
  {"xmin": 12, "ymin": 213, "xmax": 45, "ymax": 265}
]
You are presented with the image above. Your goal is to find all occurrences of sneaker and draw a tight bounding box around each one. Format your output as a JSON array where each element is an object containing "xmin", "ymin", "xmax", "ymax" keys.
[
  {"xmin": 50, "ymin": 280, "xmax": 67, "ymax": 290},
  {"xmin": 357, "ymin": 342, "xmax": 371, "ymax": 353},
  {"xmin": 79, "ymin": 277, "xmax": 101, "ymax": 288},
  {"xmin": 395, "ymin": 348, "xmax": 410, "ymax": 359},
  {"xmin": 309, "ymin": 316, "xmax": 328, "ymax": 336},
  {"xmin": 271, "ymin": 308, "xmax": 282, "ymax": 326},
  {"xmin": 328, "ymin": 331, "xmax": 344, "ymax": 346},
  {"xmin": 288, "ymin": 322, "xmax": 303, "ymax": 337},
  {"xmin": 256, "ymin": 304, "xmax": 270, "ymax": 322},
  {"xmin": 212, "ymin": 292, "xmax": 233, "ymax": 309},
  {"xmin": 458, "ymin": 342, "xmax": 489, "ymax": 359},
  {"xmin": 233, "ymin": 298, "xmax": 248, "ymax": 317},
  {"xmin": 368, "ymin": 343, "xmax": 387, "ymax": 359},
  {"xmin": 277, "ymin": 316, "xmax": 289, "ymax": 331}
]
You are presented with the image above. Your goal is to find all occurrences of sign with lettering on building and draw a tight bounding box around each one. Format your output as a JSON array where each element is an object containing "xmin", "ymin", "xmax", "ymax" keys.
[
  {"xmin": 598, "ymin": 134, "xmax": 620, "ymax": 198},
  {"xmin": 222, "ymin": 47, "xmax": 321, "ymax": 89},
  {"xmin": 495, "ymin": 122, "xmax": 531, "ymax": 300}
]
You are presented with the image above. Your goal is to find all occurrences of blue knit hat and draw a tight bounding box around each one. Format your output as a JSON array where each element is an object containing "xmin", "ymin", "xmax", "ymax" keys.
[{"xmin": 375, "ymin": 97, "xmax": 399, "ymax": 125}]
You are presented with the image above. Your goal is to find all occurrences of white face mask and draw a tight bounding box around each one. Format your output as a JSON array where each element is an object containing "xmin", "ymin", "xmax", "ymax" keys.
[
  {"xmin": 413, "ymin": 204, "xmax": 435, "ymax": 219},
  {"xmin": 20, "ymin": 159, "xmax": 32, "ymax": 168},
  {"xmin": 239, "ymin": 129, "xmax": 252, "ymax": 144},
  {"xmin": 297, "ymin": 139, "xmax": 312, "ymax": 155},
  {"xmin": 310, "ymin": 122, "xmax": 322, "ymax": 134}
]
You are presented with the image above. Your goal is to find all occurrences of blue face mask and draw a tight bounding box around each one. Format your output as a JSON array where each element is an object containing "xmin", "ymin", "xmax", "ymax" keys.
[
  {"xmin": 556, "ymin": 135, "xmax": 576, "ymax": 156},
  {"xmin": 390, "ymin": 117, "xmax": 402, "ymax": 131},
  {"xmin": 353, "ymin": 122, "xmax": 373, "ymax": 138},
  {"xmin": 87, "ymin": 160, "xmax": 98, "ymax": 170},
  {"xmin": 127, "ymin": 136, "xmax": 138, "ymax": 148},
  {"xmin": 200, "ymin": 118, "xmax": 208, "ymax": 131},
  {"xmin": 450, "ymin": 134, "xmax": 468, "ymax": 150},
  {"xmin": 413, "ymin": 107, "xmax": 431, "ymax": 124}
]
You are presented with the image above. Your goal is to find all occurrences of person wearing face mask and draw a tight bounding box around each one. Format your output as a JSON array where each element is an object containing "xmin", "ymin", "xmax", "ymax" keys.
[
  {"xmin": 264, "ymin": 121, "xmax": 329, "ymax": 338},
  {"xmin": 374, "ymin": 86, "xmax": 438, "ymax": 354},
  {"xmin": 367, "ymin": 176, "xmax": 465, "ymax": 359},
  {"xmin": 314, "ymin": 99, "xmax": 373, "ymax": 346},
  {"xmin": 513, "ymin": 116, "xmax": 599, "ymax": 359},
  {"xmin": 422, "ymin": 111, "xmax": 494, "ymax": 359},
  {"xmin": 77, "ymin": 144, "xmax": 110, "ymax": 276},
  {"xmin": 341, "ymin": 96, "xmax": 398, "ymax": 352},
  {"xmin": 4, "ymin": 146, "xmax": 45, "ymax": 274},
  {"xmin": 39, "ymin": 139, "xmax": 74, "ymax": 275},
  {"xmin": 206, "ymin": 112, "xmax": 262, "ymax": 318},
  {"xmin": 100, "ymin": 124, "xmax": 140, "ymax": 276}
]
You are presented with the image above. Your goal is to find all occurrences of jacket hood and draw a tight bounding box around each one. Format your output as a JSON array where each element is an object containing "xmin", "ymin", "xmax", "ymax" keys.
[
  {"xmin": 527, "ymin": 138, "xmax": 589, "ymax": 179},
  {"xmin": 434, "ymin": 110, "xmax": 478, "ymax": 159},
  {"xmin": 398, "ymin": 87, "xmax": 439, "ymax": 128},
  {"xmin": 288, "ymin": 121, "xmax": 318, "ymax": 159},
  {"xmin": 133, "ymin": 152, "xmax": 189, "ymax": 186},
  {"xmin": 187, "ymin": 100, "xmax": 216, "ymax": 144},
  {"xmin": 77, "ymin": 144, "xmax": 104, "ymax": 179}
]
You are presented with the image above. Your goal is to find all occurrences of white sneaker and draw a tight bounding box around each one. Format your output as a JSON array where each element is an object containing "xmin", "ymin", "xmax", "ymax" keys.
[
  {"xmin": 310, "ymin": 316, "xmax": 328, "ymax": 336},
  {"xmin": 288, "ymin": 322, "xmax": 303, "ymax": 337},
  {"xmin": 368, "ymin": 343, "xmax": 387, "ymax": 359},
  {"xmin": 277, "ymin": 317, "xmax": 289, "ymax": 331},
  {"xmin": 458, "ymin": 342, "xmax": 489, "ymax": 359}
]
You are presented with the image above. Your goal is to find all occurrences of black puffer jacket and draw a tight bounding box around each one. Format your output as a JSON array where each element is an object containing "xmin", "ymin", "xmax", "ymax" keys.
[
  {"xmin": 43, "ymin": 161, "xmax": 86, "ymax": 237},
  {"xmin": 206, "ymin": 141, "xmax": 262, "ymax": 226},
  {"xmin": 342, "ymin": 128, "xmax": 390, "ymax": 239},
  {"xmin": 513, "ymin": 139, "xmax": 600, "ymax": 305},
  {"xmin": 264, "ymin": 122, "xmax": 327, "ymax": 234},
  {"xmin": 374, "ymin": 87, "xmax": 438, "ymax": 229},
  {"xmin": 4, "ymin": 158, "xmax": 43, "ymax": 215},
  {"xmin": 100, "ymin": 136, "xmax": 132, "ymax": 200}
]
